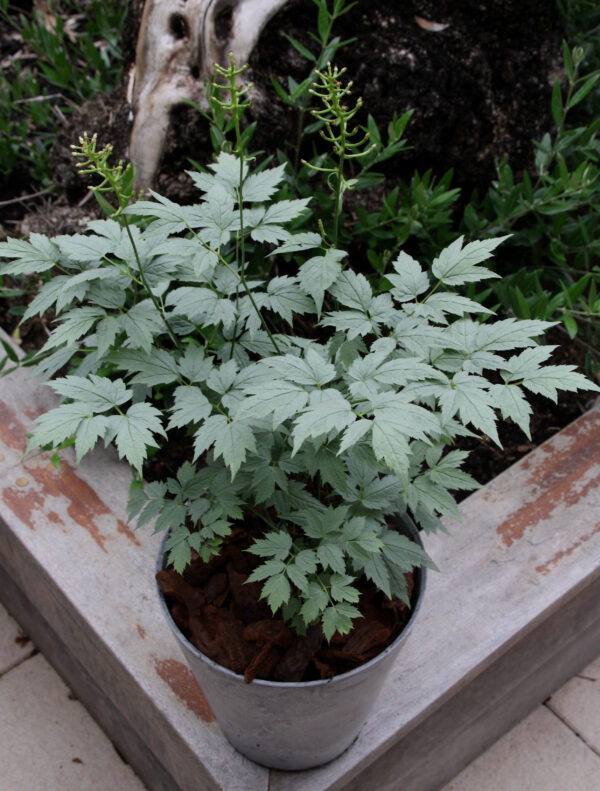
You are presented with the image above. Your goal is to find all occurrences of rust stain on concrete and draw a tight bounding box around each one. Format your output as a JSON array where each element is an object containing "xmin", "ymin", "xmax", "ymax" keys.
[
  {"xmin": 47, "ymin": 510, "xmax": 64, "ymax": 525},
  {"xmin": 117, "ymin": 518, "xmax": 141, "ymax": 546},
  {"xmin": 497, "ymin": 411, "xmax": 600, "ymax": 548},
  {"xmin": 0, "ymin": 401, "xmax": 27, "ymax": 452},
  {"xmin": 136, "ymin": 624, "xmax": 146, "ymax": 639},
  {"xmin": 1, "ymin": 487, "xmax": 45, "ymax": 530},
  {"xmin": 536, "ymin": 522, "xmax": 600, "ymax": 575},
  {"xmin": 154, "ymin": 658, "xmax": 215, "ymax": 722},
  {"xmin": 25, "ymin": 461, "xmax": 112, "ymax": 552}
]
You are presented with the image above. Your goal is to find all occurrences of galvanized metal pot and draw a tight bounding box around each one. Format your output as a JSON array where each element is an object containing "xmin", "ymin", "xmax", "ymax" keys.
[{"xmin": 156, "ymin": 517, "xmax": 426, "ymax": 770}]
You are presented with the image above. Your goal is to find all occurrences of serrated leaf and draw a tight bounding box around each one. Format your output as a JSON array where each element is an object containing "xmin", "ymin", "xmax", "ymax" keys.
[
  {"xmin": 261, "ymin": 573, "xmax": 292, "ymax": 613},
  {"xmin": 237, "ymin": 380, "xmax": 309, "ymax": 427},
  {"xmin": 435, "ymin": 372, "xmax": 499, "ymax": 443},
  {"xmin": 329, "ymin": 573, "xmax": 360, "ymax": 603},
  {"xmin": 267, "ymin": 276, "xmax": 314, "ymax": 322},
  {"xmin": 55, "ymin": 233, "xmax": 114, "ymax": 263},
  {"xmin": 29, "ymin": 402, "xmax": 93, "ymax": 450},
  {"xmin": 0, "ymin": 233, "xmax": 60, "ymax": 275},
  {"xmin": 242, "ymin": 163, "xmax": 287, "ymax": 201},
  {"xmin": 338, "ymin": 419, "xmax": 373, "ymax": 454},
  {"xmin": 118, "ymin": 300, "xmax": 166, "ymax": 354},
  {"xmin": 107, "ymin": 402, "xmax": 166, "ymax": 472},
  {"xmin": 248, "ymin": 530, "xmax": 293, "ymax": 560},
  {"xmin": 432, "ymin": 236, "xmax": 508, "ymax": 285},
  {"xmin": 489, "ymin": 383, "xmax": 531, "ymax": 437},
  {"xmin": 109, "ymin": 347, "xmax": 180, "ymax": 386},
  {"xmin": 428, "ymin": 450, "xmax": 480, "ymax": 490},
  {"xmin": 410, "ymin": 475, "xmax": 461, "ymax": 520},
  {"xmin": 177, "ymin": 345, "xmax": 213, "ymax": 383},
  {"xmin": 292, "ymin": 389, "xmax": 355, "ymax": 455},
  {"xmin": 45, "ymin": 306, "xmax": 106, "ymax": 349},
  {"xmin": 247, "ymin": 559, "xmax": 286, "ymax": 583},
  {"xmin": 213, "ymin": 419, "xmax": 257, "ymax": 477},
  {"xmin": 298, "ymin": 248, "xmax": 346, "ymax": 314},
  {"xmin": 264, "ymin": 349, "xmax": 336, "ymax": 386},
  {"xmin": 51, "ymin": 375, "xmax": 131, "ymax": 412},
  {"xmin": 300, "ymin": 583, "xmax": 329, "ymax": 624},
  {"xmin": 166, "ymin": 286, "xmax": 236, "ymax": 330},
  {"xmin": 386, "ymin": 251, "xmax": 430, "ymax": 301},
  {"xmin": 168, "ymin": 386, "xmax": 213, "ymax": 429},
  {"xmin": 270, "ymin": 232, "xmax": 322, "ymax": 255},
  {"xmin": 521, "ymin": 366, "xmax": 597, "ymax": 401},
  {"xmin": 74, "ymin": 415, "xmax": 110, "ymax": 462},
  {"xmin": 317, "ymin": 543, "xmax": 346, "ymax": 573}
]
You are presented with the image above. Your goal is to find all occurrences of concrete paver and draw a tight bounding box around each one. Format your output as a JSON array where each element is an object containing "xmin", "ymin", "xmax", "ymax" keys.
[
  {"xmin": 0, "ymin": 601, "xmax": 32, "ymax": 674},
  {"xmin": 441, "ymin": 704, "xmax": 600, "ymax": 791},
  {"xmin": 546, "ymin": 654, "xmax": 600, "ymax": 755},
  {"xmin": 0, "ymin": 652, "xmax": 147, "ymax": 791}
]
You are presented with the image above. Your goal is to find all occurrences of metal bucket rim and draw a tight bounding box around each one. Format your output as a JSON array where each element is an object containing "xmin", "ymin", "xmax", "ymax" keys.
[{"xmin": 156, "ymin": 513, "xmax": 428, "ymax": 688}]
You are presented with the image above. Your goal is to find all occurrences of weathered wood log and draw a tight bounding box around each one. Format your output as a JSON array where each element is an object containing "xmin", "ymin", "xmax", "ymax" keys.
[{"xmin": 128, "ymin": 0, "xmax": 289, "ymax": 188}]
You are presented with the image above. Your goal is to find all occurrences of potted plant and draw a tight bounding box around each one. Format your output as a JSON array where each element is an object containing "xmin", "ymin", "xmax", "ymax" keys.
[{"xmin": 0, "ymin": 59, "xmax": 595, "ymax": 769}]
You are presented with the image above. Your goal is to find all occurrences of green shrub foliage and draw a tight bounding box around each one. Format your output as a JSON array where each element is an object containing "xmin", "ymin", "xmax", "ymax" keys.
[{"xmin": 0, "ymin": 61, "xmax": 596, "ymax": 640}]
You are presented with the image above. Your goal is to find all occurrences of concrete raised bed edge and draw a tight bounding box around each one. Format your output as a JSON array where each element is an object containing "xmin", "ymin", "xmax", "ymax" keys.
[{"xmin": 0, "ymin": 325, "xmax": 599, "ymax": 791}]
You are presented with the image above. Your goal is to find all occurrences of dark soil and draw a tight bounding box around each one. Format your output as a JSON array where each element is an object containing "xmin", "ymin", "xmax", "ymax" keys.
[
  {"xmin": 29, "ymin": 0, "xmax": 565, "ymax": 204},
  {"xmin": 157, "ymin": 524, "xmax": 417, "ymax": 683},
  {"xmin": 249, "ymin": 0, "xmax": 563, "ymax": 194}
]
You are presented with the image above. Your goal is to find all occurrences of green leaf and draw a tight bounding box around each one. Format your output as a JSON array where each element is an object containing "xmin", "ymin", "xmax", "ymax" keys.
[
  {"xmin": 380, "ymin": 531, "xmax": 437, "ymax": 571},
  {"xmin": 410, "ymin": 475, "xmax": 461, "ymax": 520},
  {"xmin": 261, "ymin": 573, "xmax": 292, "ymax": 613},
  {"xmin": 166, "ymin": 287, "xmax": 236, "ymax": 330},
  {"xmin": 247, "ymin": 559, "xmax": 286, "ymax": 583},
  {"xmin": 45, "ymin": 306, "xmax": 106, "ymax": 349},
  {"xmin": 248, "ymin": 530, "xmax": 293, "ymax": 560},
  {"xmin": 177, "ymin": 345, "xmax": 214, "ymax": 383},
  {"xmin": 264, "ymin": 349, "xmax": 337, "ymax": 387},
  {"xmin": 74, "ymin": 415, "xmax": 110, "ymax": 462},
  {"xmin": 432, "ymin": 236, "xmax": 508, "ymax": 285},
  {"xmin": 51, "ymin": 375, "xmax": 131, "ymax": 412},
  {"xmin": 96, "ymin": 316, "xmax": 122, "ymax": 357},
  {"xmin": 292, "ymin": 389, "xmax": 355, "ymax": 455},
  {"xmin": 329, "ymin": 573, "xmax": 359, "ymax": 603},
  {"xmin": 262, "ymin": 199, "xmax": 312, "ymax": 226},
  {"xmin": 521, "ymin": 366, "xmax": 597, "ymax": 401},
  {"xmin": 118, "ymin": 300, "xmax": 166, "ymax": 354},
  {"xmin": 270, "ymin": 232, "xmax": 322, "ymax": 255},
  {"xmin": 213, "ymin": 419, "xmax": 257, "ymax": 477},
  {"xmin": 267, "ymin": 276, "xmax": 314, "ymax": 322},
  {"xmin": 428, "ymin": 450, "xmax": 480, "ymax": 490},
  {"xmin": 55, "ymin": 233, "xmax": 114, "ymax": 263},
  {"xmin": 435, "ymin": 372, "xmax": 499, "ymax": 444},
  {"xmin": 322, "ymin": 604, "xmax": 360, "ymax": 641},
  {"xmin": 237, "ymin": 380, "xmax": 309, "ymax": 427},
  {"xmin": 0, "ymin": 233, "xmax": 60, "ymax": 275},
  {"xmin": 338, "ymin": 419, "xmax": 372, "ymax": 454},
  {"xmin": 317, "ymin": 543, "xmax": 346, "ymax": 573},
  {"xmin": 569, "ymin": 73, "xmax": 600, "ymax": 109},
  {"xmin": 243, "ymin": 163, "xmax": 287, "ymax": 201},
  {"xmin": 386, "ymin": 251, "xmax": 430, "ymax": 301},
  {"xmin": 109, "ymin": 348, "xmax": 180, "ymax": 386},
  {"xmin": 300, "ymin": 583, "xmax": 329, "ymax": 624},
  {"xmin": 489, "ymin": 383, "xmax": 532, "ymax": 438},
  {"xmin": 107, "ymin": 402, "xmax": 166, "ymax": 472},
  {"xmin": 168, "ymin": 386, "xmax": 213, "ymax": 429},
  {"xmin": 298, "ymin": 248, "xmax": 346, "ymax": 314},
  {"xmin": 30, "ymin": 402, "xmax": 93, "ymax": 451}
]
